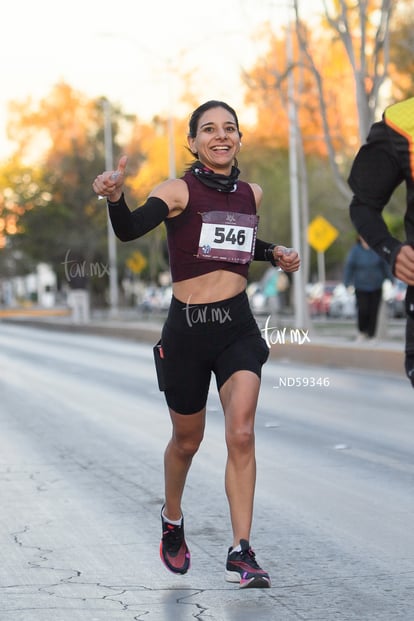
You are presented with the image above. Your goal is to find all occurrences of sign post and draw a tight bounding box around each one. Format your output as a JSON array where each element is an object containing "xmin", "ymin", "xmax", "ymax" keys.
[{"xmin": 307, "ymin": 216, "xmax": 339, "ymax": 283}]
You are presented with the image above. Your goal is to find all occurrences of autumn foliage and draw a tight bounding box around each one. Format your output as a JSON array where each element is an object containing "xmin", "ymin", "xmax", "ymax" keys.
[{"xmin": 0, "ymin": 1, "xmax": 412, "ymax": 293}]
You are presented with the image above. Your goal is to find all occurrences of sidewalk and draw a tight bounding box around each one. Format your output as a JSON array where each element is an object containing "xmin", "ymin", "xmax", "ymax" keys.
[
  {"xmin": 1, "ymin": 306, "xmax": 407, "ymax": 378},
  {"xmin": 255, "ymin": 313, "xmax": 405, "ymax": 376}
]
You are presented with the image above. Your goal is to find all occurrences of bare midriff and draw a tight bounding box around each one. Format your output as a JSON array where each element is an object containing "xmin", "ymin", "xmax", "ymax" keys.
[{"xmin": 172, "ymin": 270, "xmax": 247, "ymax": 304}]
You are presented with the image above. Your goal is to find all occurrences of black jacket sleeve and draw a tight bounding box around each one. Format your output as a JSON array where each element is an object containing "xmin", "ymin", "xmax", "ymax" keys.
[{"xmin": 348, "ymin": 120, "xmax": 404, "ymax": 267}]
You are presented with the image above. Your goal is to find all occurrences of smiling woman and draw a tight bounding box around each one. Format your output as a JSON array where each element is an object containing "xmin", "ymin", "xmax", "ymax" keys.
[
  {"xmin": 92, "ymin": 99, "xmax": 300, "ymax": 589},
  {"xmin": 187, "ymin": 101, "xmax": 242, "ymax": 172}
]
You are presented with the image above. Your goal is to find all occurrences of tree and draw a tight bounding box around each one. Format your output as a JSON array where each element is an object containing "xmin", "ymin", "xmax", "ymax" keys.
[
  {"xmin": 292, "ymin": 0, "xmax": 393, "ymax": 199},
  {"xmin": 388, "ymin": 0, "xmax": 414, "ymax": 100},
  {"xmin": 243, "ymin": 20, "xmax": 356, "ymax": 280},
  {"xmin": 242, "ymin": 0, "xmax": 400, "ymax": 282},
  {"xmin": 2, "ymin": 83, "xmax": 143, "ymax": 303}
]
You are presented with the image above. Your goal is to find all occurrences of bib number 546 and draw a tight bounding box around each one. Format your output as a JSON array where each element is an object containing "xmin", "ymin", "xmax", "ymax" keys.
[{"xmin": 214, "ymin": 226, "xmax": 246, "ymax": 246}]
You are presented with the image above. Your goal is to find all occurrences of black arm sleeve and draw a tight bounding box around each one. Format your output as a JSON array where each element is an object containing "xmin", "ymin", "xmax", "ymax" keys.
[
  {"xmin": 253, "ymin": 238, "xmax": 277, "ymax": 265},
  {"xmin": 348, "ymin": 121, "xmax": 404, "ymax": 267},
  {"xmin": 107, "ymin": 193, "xmax": 169, "ymax": 242}
]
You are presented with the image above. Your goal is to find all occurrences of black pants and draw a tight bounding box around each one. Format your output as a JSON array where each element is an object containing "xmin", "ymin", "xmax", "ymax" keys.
[{"xmin": 355, "ymin": 289, "xmax": 382, "ymax": 338}]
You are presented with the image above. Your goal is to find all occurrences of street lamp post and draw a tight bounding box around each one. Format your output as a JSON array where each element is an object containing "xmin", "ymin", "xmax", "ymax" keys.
[
  {"xmin": 102, "ymin": 98, "xmax": 119, "ymax": 317},
  {"xmin": 286, "ymin": 5, "xmax": 309, "ymax": 329},
  {"xmin": 269, "ymin": 0, "xmax": 309, "ymax": 329}
]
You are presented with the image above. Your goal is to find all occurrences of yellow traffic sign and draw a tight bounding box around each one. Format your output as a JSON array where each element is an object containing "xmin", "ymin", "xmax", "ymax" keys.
[
  {"xmin": 308, "ymin": 216, "xmax": 338, "ymax": 253},
  {"xmin": 126, "ymin": 250, "xmax": 147, "ymax": 274}
]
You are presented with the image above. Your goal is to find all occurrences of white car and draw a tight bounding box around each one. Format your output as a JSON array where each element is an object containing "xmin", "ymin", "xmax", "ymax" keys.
[{"xmin": 328, "ymin": 284, "xmax": 356, "ymax": 318}]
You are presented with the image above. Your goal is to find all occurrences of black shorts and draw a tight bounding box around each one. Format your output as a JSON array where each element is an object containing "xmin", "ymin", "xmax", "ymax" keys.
[{"xmin": 158, "ymin": 291, "xmax": 269, "ymax": 415}]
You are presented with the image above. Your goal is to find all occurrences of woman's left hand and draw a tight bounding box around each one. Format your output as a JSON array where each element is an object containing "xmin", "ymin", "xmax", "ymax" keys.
[{"xmin": 273, "ymin": 246, "xmax": 301, "ymax": 272}]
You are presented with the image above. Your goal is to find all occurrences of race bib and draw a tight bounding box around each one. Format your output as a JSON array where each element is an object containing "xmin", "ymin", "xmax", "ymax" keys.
[{"xmin": 197, "ymin": 211, "xmax": 258, "ymax": 264}]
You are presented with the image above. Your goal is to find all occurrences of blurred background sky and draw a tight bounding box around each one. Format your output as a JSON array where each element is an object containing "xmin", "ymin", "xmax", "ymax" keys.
[{"xmin": 1, "ymin": 0, "xmax": 324, "ymax": 158}]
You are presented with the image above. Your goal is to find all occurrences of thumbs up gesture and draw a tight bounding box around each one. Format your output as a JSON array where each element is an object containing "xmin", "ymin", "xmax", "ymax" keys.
[{"xmin": 93, "ymin": 155, "xmax": 128, "ymax": 201}]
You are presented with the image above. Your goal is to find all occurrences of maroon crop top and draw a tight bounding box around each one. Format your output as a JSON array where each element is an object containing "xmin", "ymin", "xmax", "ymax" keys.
[{"xmin": 165, "ymin": 170, "xmax": 258, "ymax": 282}]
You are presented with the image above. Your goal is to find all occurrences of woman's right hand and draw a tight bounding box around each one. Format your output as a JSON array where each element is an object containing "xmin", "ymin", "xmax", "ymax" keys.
[{"xmin": 93, "ymin": 155, "xmax": 128, "ymax": 201}]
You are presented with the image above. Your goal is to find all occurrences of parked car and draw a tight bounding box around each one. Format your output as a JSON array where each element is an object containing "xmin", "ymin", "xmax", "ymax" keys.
[
  {"xmin": 328, "ymin": 284, "xmax": 356, "ymax": 318},
  {"xmin": 307, "ymin": 281, "xmax": 339, "ymax": 317},
  {"xmin": 386, "ymin": 279, "xmax": 407, "ymax": 318},
  {"xmin": 138, "ymin": 285, "xmax": 172, "ymax": 313},
  {"xmin": 247, "ymin": 282, "xmax": 268, "ymax": 314}
]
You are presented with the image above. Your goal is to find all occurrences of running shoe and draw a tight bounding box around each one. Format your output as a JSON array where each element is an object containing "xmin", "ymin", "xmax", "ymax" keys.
[
  {"xmin": 225, "ymin": 539, "xmax": 271, "ymax": 588},
  {"xmin": 160, "ymin": 506, "xmax": 191, "ymax": 574}
]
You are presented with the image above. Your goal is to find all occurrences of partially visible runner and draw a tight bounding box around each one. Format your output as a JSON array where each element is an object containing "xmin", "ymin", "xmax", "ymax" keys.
[
  {"xmin": 348, "ymin": 97, "xmax": 414, "ymax": 386},
  {"xmin": 93, "ymin": 100, "xmax": 301, "ymax": 588}
]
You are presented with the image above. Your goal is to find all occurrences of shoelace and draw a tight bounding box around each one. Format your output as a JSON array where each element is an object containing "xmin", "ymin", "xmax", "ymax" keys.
[
  {"xmin": 233, "ymin": 546, "xmax": 261, "ymax": 569},
  {"xmin": 245, "ymin": 549, "xmax": 260, "ymax": 568},
  {"xmin": 163, "ymin": 523, "xmax": 183, "ymax": 553}
]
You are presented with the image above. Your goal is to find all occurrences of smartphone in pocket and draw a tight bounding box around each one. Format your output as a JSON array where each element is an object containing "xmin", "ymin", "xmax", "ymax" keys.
[{"xmin": 153, "ymin": 339, "xmax": 165, "ymax": 391}]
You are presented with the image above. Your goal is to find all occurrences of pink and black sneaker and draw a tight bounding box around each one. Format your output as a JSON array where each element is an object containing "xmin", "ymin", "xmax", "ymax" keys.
[
  {"xmin": 225, "ymin": 539, "xmax": 271, "ymax": 588},
  {"xmin": 160, "ymin": 506, "xmax": 191, "ymax": 575}
]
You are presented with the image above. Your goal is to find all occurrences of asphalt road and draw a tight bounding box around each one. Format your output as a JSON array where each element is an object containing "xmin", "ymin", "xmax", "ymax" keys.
[{"xmin": 0, "ymin": 323, "xmax": 413, "ymax": 621}]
